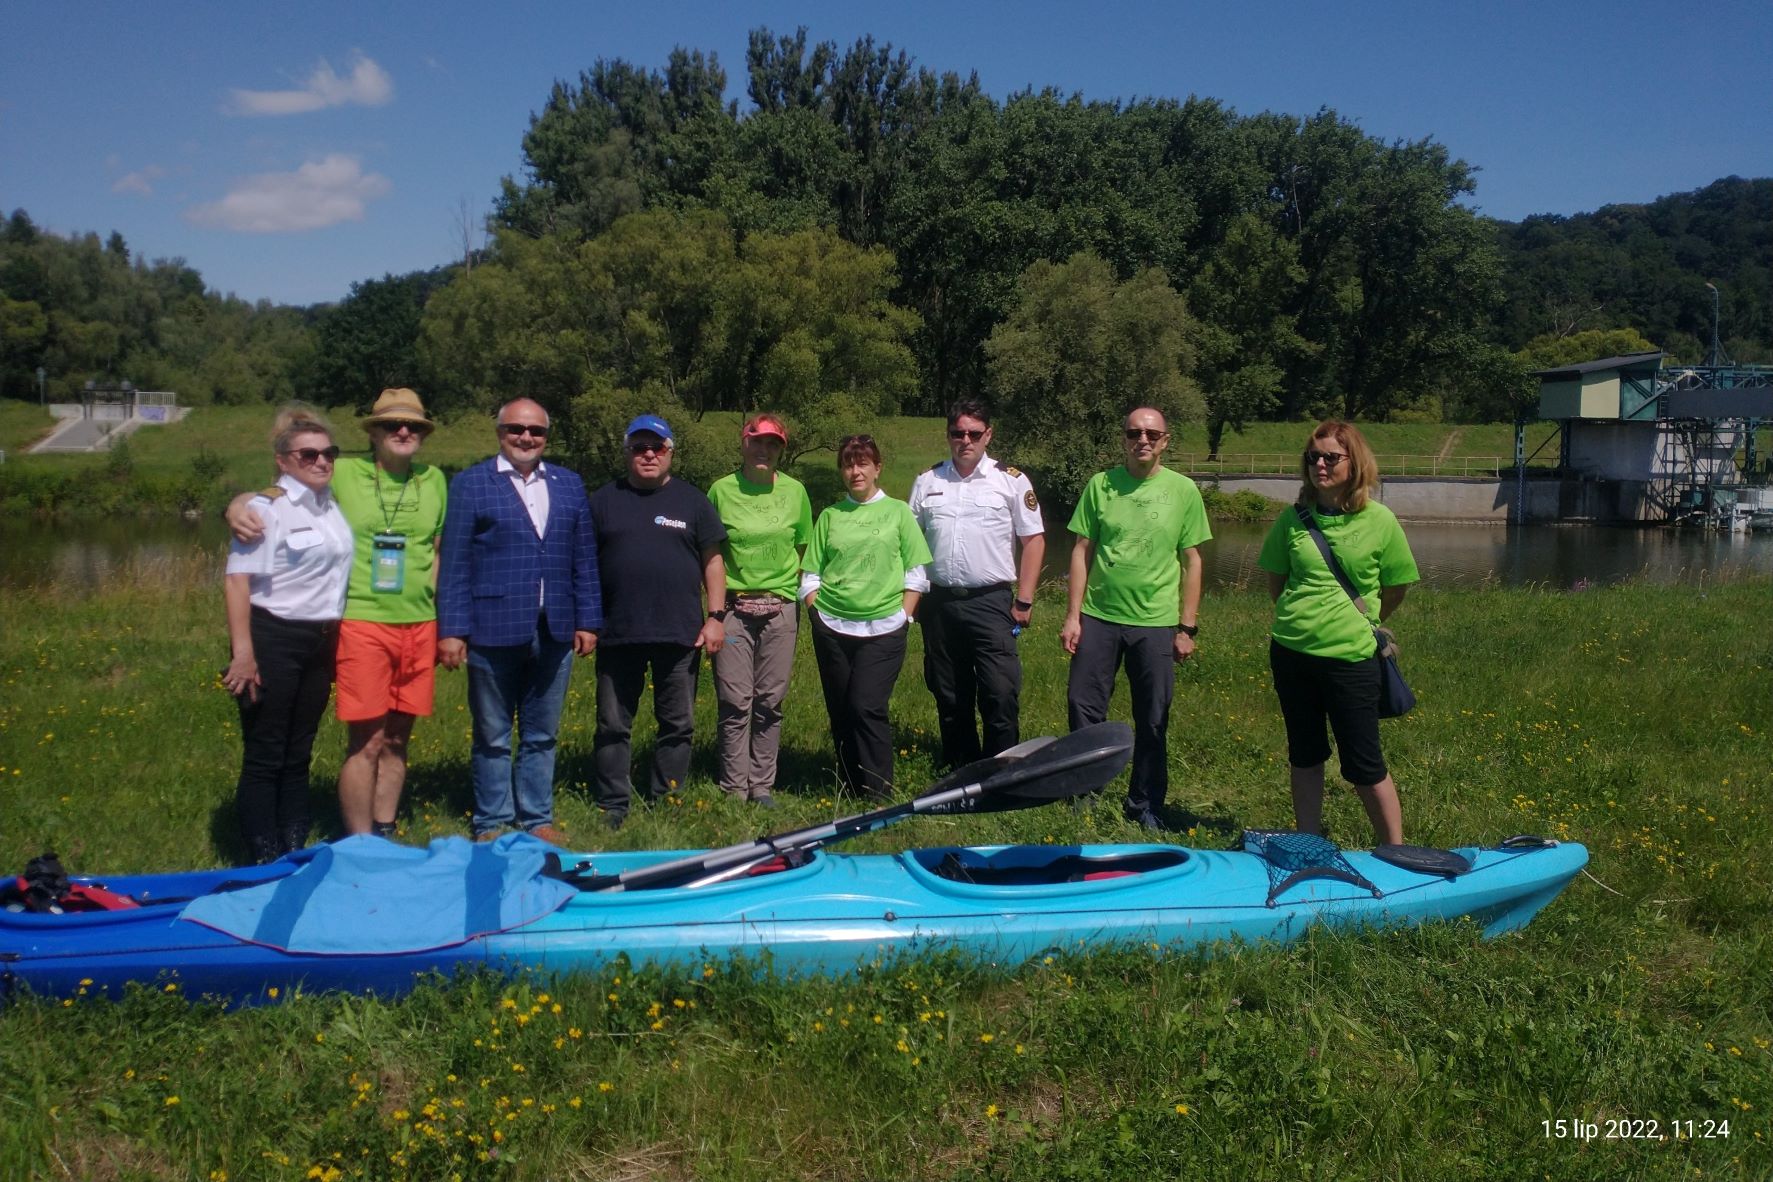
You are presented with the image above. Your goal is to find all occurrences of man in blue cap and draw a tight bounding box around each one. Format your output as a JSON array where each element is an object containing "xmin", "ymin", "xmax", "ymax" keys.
[{"xmin": 587, "ymin": 414, "xmax": 728, "ymax": 827}]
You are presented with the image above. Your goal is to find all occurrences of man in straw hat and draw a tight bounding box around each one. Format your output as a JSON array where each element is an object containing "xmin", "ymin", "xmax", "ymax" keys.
[{"xmin": 228, "ymin": 388, "xmax": 448, "ymax": 841}]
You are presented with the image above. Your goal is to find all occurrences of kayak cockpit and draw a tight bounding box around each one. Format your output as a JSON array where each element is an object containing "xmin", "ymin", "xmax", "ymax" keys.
[{"xmin": 902, "ymin": 844, "xmax": 1193, "ymax": 898}]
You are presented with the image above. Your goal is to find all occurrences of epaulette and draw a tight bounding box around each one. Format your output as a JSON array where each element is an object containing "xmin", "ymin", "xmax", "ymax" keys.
[
  {"xmin": 259, "ymin": 486, "xmax": 286, "ymax": 500},
  {"xmin": 929, "ymin": 460, "xmax": 943, "ymax": 470},
  {"xmin": 1001, "ymin": 464, "xmax": 1023, "ymax": 477}
]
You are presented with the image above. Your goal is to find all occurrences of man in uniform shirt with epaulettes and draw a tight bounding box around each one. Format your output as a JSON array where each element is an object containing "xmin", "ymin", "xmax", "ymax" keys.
[{"xmin": 908, "ymin": 400, "xmax": 1046, "ymax": 767}]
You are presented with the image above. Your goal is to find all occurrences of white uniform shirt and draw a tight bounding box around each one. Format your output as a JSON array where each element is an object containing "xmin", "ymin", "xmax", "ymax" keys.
[
  {"xmin": 226, "ymin": 474, "xmax": 354, "ymax": 621},
  {"xmin": 908, "ymin": 453, "xmax": 1044, "ymax": 589}
]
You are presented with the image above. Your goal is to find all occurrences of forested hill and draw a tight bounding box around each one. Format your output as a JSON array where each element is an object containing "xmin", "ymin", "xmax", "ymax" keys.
[
  {"xmin": 3, "ymin": 28, "xmax": 1768, "ymax": 452},
  {"xmin": 1490, "ymin": 176, "xmax": 1773, "ymax": 361}
]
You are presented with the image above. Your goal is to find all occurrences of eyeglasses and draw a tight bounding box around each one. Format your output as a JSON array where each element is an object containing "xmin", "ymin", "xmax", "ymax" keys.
[
  {"xmin": 1306, "ymin": 450, "xmax": 1348, "ymax": 468},
  {"xmin": 282, "ymin": 445, "xmax": 340, "ymax": 465},
  {"xmin": 500, "ymin": 424, "xmax": 549, "ymax": 439},
  {"xmin": 628, "ymin": 440, "xmax": 670, "ymax": 456},
  {"xmin": 1124, "ymin": 428, "xmax": 1168, "ymax": 442},
  {"xmin": 948, "ymin": 428, "xmax": 986, "ymax": 442}
]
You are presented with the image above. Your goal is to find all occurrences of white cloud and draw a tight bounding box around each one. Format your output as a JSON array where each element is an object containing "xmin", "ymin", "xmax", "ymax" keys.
[
  {"xmin": 185, "ymin": 155, "xmax": 392, "ymax": 233},
  {"xmin": 112, "ymin": 165, "xmax": 166, "ymax": 197},
  {"xmin": 227, "ymin": 52, "xmax": 393, "ymax": 116}
]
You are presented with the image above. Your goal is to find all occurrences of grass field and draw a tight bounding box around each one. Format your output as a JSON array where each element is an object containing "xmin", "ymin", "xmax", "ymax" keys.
[{"xmin": 0, "ymin": 549, "xmax": 1767, "ymax": 1179}]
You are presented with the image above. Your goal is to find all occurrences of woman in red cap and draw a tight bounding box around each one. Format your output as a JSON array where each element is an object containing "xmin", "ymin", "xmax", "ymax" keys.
[{"xmin": 705, "ymin": 413, "xmax": 813, "ymax": 808}]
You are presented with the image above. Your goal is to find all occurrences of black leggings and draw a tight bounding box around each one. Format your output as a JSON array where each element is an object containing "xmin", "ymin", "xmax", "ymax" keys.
[
  {"xmin": 1269, "ymin": 639, "xmax": 1387, "ymax": 786},
  {"xmin": 235, "ymin": 609, "xmax": 336, "ymax": 843}
]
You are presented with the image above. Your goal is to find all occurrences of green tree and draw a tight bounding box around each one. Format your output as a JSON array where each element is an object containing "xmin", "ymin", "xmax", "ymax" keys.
[{"xmin": 985, "ymin": 252, "xmax": 1203, "ymax": 505}]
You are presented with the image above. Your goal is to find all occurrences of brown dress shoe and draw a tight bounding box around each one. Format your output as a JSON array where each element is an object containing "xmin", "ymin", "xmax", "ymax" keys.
[{"xmin": 525, "ymin": 823, "xmax": 568, "ymax": 847}]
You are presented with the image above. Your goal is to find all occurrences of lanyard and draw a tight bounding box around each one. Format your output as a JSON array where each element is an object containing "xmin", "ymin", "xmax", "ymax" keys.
[{"xmin": 374, "ymin": 464, "xmax": 415, "ymax": 532}]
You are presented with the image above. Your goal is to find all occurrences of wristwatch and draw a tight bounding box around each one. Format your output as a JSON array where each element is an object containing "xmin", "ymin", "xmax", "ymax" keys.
[
  {"xmin": 1178, "ymin": 622, "xmax": 1199, "ymax": 638},
  {"xmin": 1014, "ymin": 597, "xmax": 1034, "ymax": 611},
  {"xmin": 708, "ymin": 609, "xmax": 729, "ymax": 622}
]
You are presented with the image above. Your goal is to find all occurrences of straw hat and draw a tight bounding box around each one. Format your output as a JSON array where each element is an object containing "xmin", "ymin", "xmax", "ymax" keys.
[{"xmin": 361, "ymin": 388, "xmax": 434, "ymax": 431}]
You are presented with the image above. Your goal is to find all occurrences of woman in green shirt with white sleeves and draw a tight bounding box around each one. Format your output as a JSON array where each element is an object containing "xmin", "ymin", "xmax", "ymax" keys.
[
  {"xmin": 707, "ymin": 413, "xmax": 814, "ymax": 809},
  {"xmin": 800, "ymin": 434, "xmax": 933, "ymax": 801}
]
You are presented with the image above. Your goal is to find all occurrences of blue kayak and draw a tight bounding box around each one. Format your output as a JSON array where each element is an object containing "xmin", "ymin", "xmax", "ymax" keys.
[{"xmin": 1, "ymin": 832, "xmax": 1586, "ymax": 1006}]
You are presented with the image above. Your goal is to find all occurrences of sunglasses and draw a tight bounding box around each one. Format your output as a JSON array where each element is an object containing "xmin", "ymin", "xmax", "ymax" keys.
[
  {"xmin": 282, "ymin": 445, "xmax": 341, "ymax": 465},
  {"xmin": 1124, "ymin": 428, "xmax": 1168, "ymax": 442},
  {"xmin": 1306, "ymin": 450, "xmax": 1348, "ymax": 468},
  {"xmin": 500, "ymin": 423, "xmax": 549, "ymax": 439},
  {"xmin": 948, "ymin": 428, "xmax": 986, "ymax": 442},
  {"xmin": 379, "ymin": 422, "xmax": 430, "ymax": 438},
  {"xmin": 628, "ymin": 440, "xmax": 670, "ymax": 456}
]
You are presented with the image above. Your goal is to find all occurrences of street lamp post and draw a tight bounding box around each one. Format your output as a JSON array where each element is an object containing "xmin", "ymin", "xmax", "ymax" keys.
[{"xmin": 36, "ymin": 366, "xmax": 46, "ymax": 406}]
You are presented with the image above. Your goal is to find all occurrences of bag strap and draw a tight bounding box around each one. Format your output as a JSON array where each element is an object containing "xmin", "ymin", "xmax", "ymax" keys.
[{"xmin": 1293, "ymin": 502, "xmax": 1371, "ymax": 617}]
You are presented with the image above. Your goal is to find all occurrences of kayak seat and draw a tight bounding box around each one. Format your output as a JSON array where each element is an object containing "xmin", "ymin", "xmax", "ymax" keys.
[
  {"xmin": 930, "ymin": 849, "xmax": 1187, "ymax": 886},
  {"xmin": 1242, "ymin": 830, "xmax": 1381, "ymax": 907}
]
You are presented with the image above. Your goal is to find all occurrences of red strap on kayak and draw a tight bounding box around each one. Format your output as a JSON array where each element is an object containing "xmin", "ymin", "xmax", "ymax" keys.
[{"xmin": 59, "ymin": 882, "xmax": 141, "ymax": 912}]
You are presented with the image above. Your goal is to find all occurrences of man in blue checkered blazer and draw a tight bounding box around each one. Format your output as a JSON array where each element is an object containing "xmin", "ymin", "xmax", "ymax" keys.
[{"xmin": 438, "ymin": 399, "xmax": 601, "ymax": 845}]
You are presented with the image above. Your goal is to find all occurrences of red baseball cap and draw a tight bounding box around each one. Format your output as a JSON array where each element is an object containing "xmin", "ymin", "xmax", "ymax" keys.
[{"xmin": 741, "ymin": 414, "xmax": 787, "ymax": 442}]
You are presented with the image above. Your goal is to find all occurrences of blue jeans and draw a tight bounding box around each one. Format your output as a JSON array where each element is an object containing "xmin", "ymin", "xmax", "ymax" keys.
[{"xmin": 466, "ymin": 625, "xmax": 575, "ymax": 835}]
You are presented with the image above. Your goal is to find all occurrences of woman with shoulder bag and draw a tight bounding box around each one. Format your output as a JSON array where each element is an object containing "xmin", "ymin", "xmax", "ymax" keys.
[{"xmin": 1257, "ymin": 420, "xmax": 1420, "ymax": 845}]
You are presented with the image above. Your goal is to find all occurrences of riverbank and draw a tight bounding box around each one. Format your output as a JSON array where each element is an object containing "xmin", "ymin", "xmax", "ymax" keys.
[
  {"xmin": 0, "ymin": 563, "xmax": 1766, "ymax": 1178},
  {"xmin": 0, "ymin": 403, "xmax": 1546, "ymax": 518}
]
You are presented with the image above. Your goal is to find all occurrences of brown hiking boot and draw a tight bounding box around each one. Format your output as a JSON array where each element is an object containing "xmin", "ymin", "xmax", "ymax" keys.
[
  {"xmin": 474, "ymin": 827, "xmax": 506, "ymax": 843},
  {"xmin": 525, "ymin": 823, "xmax": 568, "ymax": 847}
]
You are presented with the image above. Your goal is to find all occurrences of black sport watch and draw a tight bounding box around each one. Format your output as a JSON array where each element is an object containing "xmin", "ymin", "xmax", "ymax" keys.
[{"xmin": 1178, "ymin": 622, "xmax": 1199, "ymax": 638}]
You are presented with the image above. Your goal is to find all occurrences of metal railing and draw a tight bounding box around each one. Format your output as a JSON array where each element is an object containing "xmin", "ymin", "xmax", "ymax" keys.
[{"xmin": 1177, "ymin": 453, "xmax": 1508, "ymax": 478}]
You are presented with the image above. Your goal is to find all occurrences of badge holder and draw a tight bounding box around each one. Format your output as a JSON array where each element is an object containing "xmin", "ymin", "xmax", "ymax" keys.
[{"xmin": 371, "ymin": 532, "xmax": 406, "ymax": 593}]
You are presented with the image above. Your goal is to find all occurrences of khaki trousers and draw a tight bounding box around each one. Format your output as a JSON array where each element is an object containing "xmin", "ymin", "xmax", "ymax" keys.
[{"xmin": 712, "ymin": 605, "xmax": 798, "ymax": 798}]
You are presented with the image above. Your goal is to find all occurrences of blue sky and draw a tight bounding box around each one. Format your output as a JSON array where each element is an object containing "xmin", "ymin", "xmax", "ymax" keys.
[{"xmin": 5, "ymin": 0, "xmax": 1768, "ymax": 307}]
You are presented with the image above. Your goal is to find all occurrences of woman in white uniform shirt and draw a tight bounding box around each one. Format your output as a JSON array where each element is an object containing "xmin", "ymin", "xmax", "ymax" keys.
[{"xmin": 223, "ymin": 408, "xmax": 354, "ymax": 863}]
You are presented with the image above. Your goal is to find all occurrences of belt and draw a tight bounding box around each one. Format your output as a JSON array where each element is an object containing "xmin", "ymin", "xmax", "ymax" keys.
[
  {"xmin": 727, "ymin": 591, "xmax": 792, "ymax": 605},
  {"xmin": 250, "ymin": 605, "xmax": 339, "ymax": 634},
  {"xmin": 931, "ymin": 582, "xmax": 1011, "ymax": 599}
]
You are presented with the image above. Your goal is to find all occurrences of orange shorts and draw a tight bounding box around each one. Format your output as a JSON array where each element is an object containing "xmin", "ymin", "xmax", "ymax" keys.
[{"xmin": 334, "ymin": 619, "xmax": 438, "ymax": 722}]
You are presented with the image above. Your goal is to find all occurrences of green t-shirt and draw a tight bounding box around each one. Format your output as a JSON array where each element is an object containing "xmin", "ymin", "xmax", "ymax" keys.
[
  {"xmin": 707, "ymin": 469, "xmax": 814, "ymax": 599},
  {"xmin": 331, "ymin": 456, "xmax": 448, "ymax": 624},
  {"xmin": 1068, "ymin": 466, "xmax": 1212, "ymax": 627},
  {"xmin": 802, "ymin": 495, "xmax": 934, "ymax": 622},
  {"xmin": 1258, "ymin": 501, "xmax": 1419, "ymax": 662}
]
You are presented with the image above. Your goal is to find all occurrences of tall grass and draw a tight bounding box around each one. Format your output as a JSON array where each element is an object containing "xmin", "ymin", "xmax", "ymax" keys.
[{"xmin": 0, "ymin": 553, "xmax": 1767, "ymax": 1178}]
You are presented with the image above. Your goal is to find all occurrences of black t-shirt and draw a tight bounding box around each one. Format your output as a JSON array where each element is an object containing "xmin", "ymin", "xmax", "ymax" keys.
[{"xmin": 590, "ymin": 476, "xmax": 728, "ymax": 646}]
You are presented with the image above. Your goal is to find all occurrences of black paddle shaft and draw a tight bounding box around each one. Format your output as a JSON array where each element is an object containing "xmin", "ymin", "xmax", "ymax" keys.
[{"xmin": 582, "ymin": 722, "xmax": 1133, "ymax": 893}]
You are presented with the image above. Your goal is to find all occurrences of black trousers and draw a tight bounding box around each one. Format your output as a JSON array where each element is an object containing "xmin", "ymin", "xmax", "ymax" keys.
[
  {"xmin": 921, "ymin": 584, "xmax": 1021, "ymax": 766},
  {"xmin": 810, "ymin": 612, "xmax": 910, "ymax": 800},
  {"xmin": 1065, "ymin": 615, "xmax": 1176, "ymax": 817},
  {"xmin": 235, "ymin": 608, "xmax": 335, "ymax": 844},
  {"xmin": 593, "ymin": 643, "xmax": 701, "ymax": 820}
]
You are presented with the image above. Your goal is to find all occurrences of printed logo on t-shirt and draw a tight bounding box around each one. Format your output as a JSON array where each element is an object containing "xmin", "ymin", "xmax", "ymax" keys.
[{"xmin": 654, "ymin": 515, "xmax": 688, "ymax": 529}]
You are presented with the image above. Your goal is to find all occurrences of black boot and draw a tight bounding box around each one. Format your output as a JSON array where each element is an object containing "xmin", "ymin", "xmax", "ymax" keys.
[
  {"xmin": 279, "ymin": 823, "xmax": 310, "ymax": 855},
  {"xmin": 244, "ymin": 835, "xmax": 283, "ymax": 866}
]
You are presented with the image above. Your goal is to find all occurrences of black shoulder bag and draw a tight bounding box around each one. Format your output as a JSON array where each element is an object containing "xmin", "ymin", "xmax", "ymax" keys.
[{"xmin": 1293, "ymin": 503, "xmax": 1415, "ymax": 718}]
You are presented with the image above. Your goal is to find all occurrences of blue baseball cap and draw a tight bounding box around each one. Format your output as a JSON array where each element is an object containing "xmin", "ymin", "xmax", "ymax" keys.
[{"xmin": 624, "ymin": 414, "xmax": 673, "ymax": 444}]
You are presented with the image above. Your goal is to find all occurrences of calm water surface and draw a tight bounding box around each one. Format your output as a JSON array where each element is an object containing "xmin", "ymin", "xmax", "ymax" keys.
[{"xmin": 3, "ymin": 518, "xmax": 1770, "ymax": 591}]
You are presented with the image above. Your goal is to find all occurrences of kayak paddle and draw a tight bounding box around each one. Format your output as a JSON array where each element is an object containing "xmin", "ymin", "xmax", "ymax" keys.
[{"xmin": 565, "ymin": 721, "xmax": 1134, "ymax": 893}]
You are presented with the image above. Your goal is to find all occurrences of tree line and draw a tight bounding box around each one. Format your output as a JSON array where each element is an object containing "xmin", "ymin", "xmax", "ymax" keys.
[{"xmin": 4, "ymin": 27, "xmax": 1768, "ymax": 488}]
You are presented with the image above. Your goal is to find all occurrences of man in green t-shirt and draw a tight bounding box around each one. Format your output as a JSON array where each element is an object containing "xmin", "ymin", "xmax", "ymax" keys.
[{"xmin": 1059, "ymin": 406, "xmax": 1212, "ymax": 829}]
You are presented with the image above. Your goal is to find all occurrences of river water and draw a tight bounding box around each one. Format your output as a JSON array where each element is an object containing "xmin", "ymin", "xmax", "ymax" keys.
[{"xmin": 3, "ymin": 517, "xmax": 1770, "ymax": 592}]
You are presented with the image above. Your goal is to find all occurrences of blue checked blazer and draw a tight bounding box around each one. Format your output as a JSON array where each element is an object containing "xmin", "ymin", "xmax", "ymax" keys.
[{"xmin": 437, "ymin": 458, "xmax": 602, "ymax": 646}]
